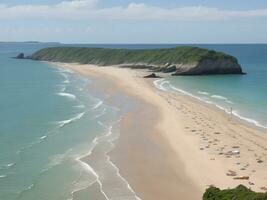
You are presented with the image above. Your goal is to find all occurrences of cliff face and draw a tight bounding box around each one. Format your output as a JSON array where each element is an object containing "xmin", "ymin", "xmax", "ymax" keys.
[
  {"xmin": 30, "ymin": 46, "xmax": 245, "ymax": 75},
  {"xmin": 173, "ymin": 57, "xmax": 243, "ymax": 75}
]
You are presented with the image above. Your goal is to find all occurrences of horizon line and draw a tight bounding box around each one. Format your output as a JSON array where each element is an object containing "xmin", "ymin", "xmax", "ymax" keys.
[{"xmin": 1, "ymin": 41, "xmax": 267, "ymax": 45}]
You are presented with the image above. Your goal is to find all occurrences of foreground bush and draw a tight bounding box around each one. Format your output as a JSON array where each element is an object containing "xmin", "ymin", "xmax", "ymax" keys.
[{"xmin": 203, "ymin": 185, "xmax": 267, "ymax": 200}]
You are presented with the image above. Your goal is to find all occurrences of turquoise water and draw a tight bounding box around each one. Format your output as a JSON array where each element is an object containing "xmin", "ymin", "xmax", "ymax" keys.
[
  {"xmin": 0, "ymin": 43, "xmax": 266, "ymax": 200},
  {"xmin": 0, "ymin": 43, "xmax": 140, "ymax": 200},
  {"xmin": 153, "ymin": 44, "xmax": 267, "ymax": 128}
]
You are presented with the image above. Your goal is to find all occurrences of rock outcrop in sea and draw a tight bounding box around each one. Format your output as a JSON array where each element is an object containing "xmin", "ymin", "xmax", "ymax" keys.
[
  {"xmin": 144, "ymin": 73, "xmax": 161, "ymax": 78},
  {"xmin": 16, "ymin": 53, "xmax": 25, "ymax": 59}
]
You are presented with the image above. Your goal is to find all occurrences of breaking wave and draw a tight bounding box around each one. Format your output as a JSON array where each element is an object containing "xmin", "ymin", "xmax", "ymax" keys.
[
  {"xmin": 57, "ymin": 92, "xmax": 77, "ymax": 100},
  {"xmin": 197, "ymin": 91, "xmax": 210, "ymax": 95},
  {"xmin": 153, "ymin": 79, "xmax": 169, "ymax": 91},
  {"xmin": 57, "ymin": 112, "xmax": 85, "ymax": 128},
  {"xmin": 211, "ymin": 95, "xmax": 233, "ymax": 104},
  {"xmin": 92, "ymin": 100, "xmax": 103, "ymax": 110}
]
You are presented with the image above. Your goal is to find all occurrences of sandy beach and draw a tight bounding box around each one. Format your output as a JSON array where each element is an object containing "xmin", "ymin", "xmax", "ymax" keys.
[{"xmin": 52, "ymin": 62, "xmax": 267, "ymax": 200}]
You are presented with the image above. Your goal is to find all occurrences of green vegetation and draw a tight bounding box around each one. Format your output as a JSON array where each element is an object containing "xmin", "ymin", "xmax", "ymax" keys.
[
  {"xmin": 203, "ymin": 185, "xmax": 267, "ymax": 200},
  {"xmin": 31, "ymin": 46, "xmax": 237, "ymax": 66}
]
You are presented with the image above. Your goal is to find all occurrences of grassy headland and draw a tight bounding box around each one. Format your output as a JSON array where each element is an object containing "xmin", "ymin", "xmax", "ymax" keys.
[
  {"xmin": 30, "ymin": 46, "xmax": 243, "ymax": 75},
  {"xmin": 30, "ymin": 46, "xmax": 235, "ymax": 65}
]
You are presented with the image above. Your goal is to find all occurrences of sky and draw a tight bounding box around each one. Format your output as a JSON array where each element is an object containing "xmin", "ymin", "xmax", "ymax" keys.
[{"xmin": 1, "ymin": 0, "xmax": 267, "ymax": 43}]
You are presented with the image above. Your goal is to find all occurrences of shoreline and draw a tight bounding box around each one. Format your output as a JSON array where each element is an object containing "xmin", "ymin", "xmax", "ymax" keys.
[
  {"xmin": 50, "ymin": 62, "xmax": 267, "ymax": 199},
  {"xmin": 157, "ymin": 79, "xmax": 267, "ymax": 132},
  {"xmin": 153, "ymin": 78, "xmax": 267, "ymax": 132}
]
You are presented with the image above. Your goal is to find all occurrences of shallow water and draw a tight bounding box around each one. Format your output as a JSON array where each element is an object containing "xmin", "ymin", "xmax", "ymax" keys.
[{"xmin": 0, "ymin": 43, "xmax": 140, "ymax": 200}]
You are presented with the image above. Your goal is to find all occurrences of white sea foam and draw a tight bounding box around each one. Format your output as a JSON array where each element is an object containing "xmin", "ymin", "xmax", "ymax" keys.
[
  {"xmin": 211, "ymin": 95, "xmax": 227, "ymax": 100},
  {"xmin": 57, "ymin": 92, "xmax": 76, "ymax": 100},
  {"xmin": 92, "ymin": 100, "xmax": 103, "ymax": 110},
  {"xmin": 0, "ymin": 175, "xmax": 7, "ymax": 178},
  {"xmin": 77, "ymin": 158, "xmax": 109, "ymax": 200},
  {"xmin": 153, "ymin": 79, "xmax": 168, "ymax": 91},
  {"xmin": 56, "ymin": 69, "xmax": 73, "ymax": 86},
  {"xmin": 169, "ymin": 85, "xmax": 236, "ymax": 116},
  {"xmin": 16, "ymin": 129, "xmax": 57, "ymax": 156},
  {"xmin": 198, "ymin": 91, "xmax": 210, "ymax": 95},
  {"xmin": 169, "ymin": 85, "xmax": 206, "ymax": 102},
  {"xmin": 47, "ymin": 154, "xmax": 65, "ymax": 168},
  {"xmin": 97, "ymin": 120, "xmax": 105, "ymax": 128},
  {"xmin": 43, "ymin": 149, "xmax": 76, "ymax": 173},
  {"xmin": 6, "ymin": 163, "xmax": 15, "ymax": 167},
  {"xmin": 78, "ymin": 87, "xmax": 83, "ymax": 91},
  {"xmin": 57, "ymin": 112, "xmax": 85, "ymax": 128},
  {"xmin": 211, "ymin": 95, "xmax": 233, "ymax": 104},
  {"xmin": 106, "ymin": 153, "xmax": 142, "ymax": 200},
  {"xmin": 73, "ymin": 104, "xmax": 85, "ymax": 109},
  {"xmin": 59, "ymin": 68, "xmax": 73, "ymax": 74},
  {"xmin": 232, "ymin": 111, "xmax": 267, "ymax": 129},
  {"xmin": 63, "ymin": 79, "xmax": 70, "ymax": 84},
  {"xmin": 56, "ymin": 84, "xmax": 66, "ymax": 92},
  {"xmin": 61, "ymin": 85, "xmax": 66, "ymax": 92},
  {"xmin": 168, "ymin": 84, "xmax": 218, "ymax": 109},
  {"xmin": 102, "ymin": 123, "xmax": 141, "ymax": 200},
  {"xmin": 69, "ymin": 170, "xmax": 96, "ymax": 200},
  {"xmin": 26, "ymin": 184, "xmax": 34, "ymax": 190},
  {"xmin": 57, "ymin": 70, "xmax": 70, "ymax": 84},
  {"xmin": 74, "ymin": 134, "xmax": 108, "ymax": 200},
  {"xmin": 17, "ymin": 183, "xmax": 36, "ymax": 198},
  {"xmin": 71, "ymin": 166, "xmax": 97, "ymax": 187},
  {"xmin": 93, "ymin": 108, "xmax": 107, "ymax": 119},
  {"xmin": 226, "ymin": 100, "xmax": 234, "ymax": 104},
  {"xmin": 0, "ymin": 163, "xmax": 15, "ymax": 170},
  {"xmin": 40, "ymin": 135, "xmax": 47, "ymax": 140}
]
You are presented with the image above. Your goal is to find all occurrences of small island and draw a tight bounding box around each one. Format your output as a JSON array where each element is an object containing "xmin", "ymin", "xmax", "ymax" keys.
[{"xmin": 30, "ymin": 46, "xmax": 245, "ymax": 75}]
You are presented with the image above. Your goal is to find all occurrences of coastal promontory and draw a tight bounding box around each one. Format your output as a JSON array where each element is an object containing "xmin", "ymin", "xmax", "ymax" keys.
[{"xmin": 30, "ymin": 46, "xmax": 244, "ymax": 75}]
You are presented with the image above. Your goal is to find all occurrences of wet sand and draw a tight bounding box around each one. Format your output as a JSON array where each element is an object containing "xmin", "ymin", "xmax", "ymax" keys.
[{"xmin": 52, "ymin": 62, "xmax": 267, "ymax": 199}]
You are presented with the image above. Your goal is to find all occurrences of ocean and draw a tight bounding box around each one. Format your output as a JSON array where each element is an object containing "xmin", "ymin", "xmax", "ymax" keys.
[
  {"xmin": 0, "ymin": 43, "xmax": 266, "ymax": 200},
  {"xmin": 0, "ymin": 43, "xmax": 139, "ymax": 200}
]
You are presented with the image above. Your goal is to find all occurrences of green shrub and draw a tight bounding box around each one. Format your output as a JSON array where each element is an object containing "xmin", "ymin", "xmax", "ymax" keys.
[{"xmin": 203, "ymin": 185, "xmax": 267, "ymax": 200}]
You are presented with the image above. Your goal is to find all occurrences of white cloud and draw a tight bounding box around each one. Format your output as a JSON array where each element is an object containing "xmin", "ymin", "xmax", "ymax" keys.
[
  {"xmin": 0, "ymin": 0, "xmax": 267, "ymax": 21},
  {"xmin": 56, "ymin": 0, "xmax": 97, "ymax": 10}
]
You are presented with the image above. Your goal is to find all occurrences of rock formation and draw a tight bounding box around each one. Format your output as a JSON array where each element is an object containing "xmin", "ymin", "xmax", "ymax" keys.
[{"xmin": 16, "ymin": 53, "xmax": 24, "ymax": 59}]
